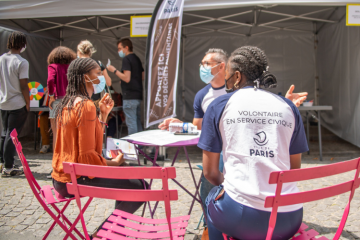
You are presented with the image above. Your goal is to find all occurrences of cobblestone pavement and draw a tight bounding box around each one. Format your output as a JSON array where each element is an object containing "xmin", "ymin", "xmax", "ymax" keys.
[{"xmin": 0, "ymin": 141, "xmax": 360, "ymax": 240}]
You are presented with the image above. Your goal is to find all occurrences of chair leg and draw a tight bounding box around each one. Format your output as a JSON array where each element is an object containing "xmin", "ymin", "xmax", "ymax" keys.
[
  {"xmin": 51, "ymin": 201, "xmax": 85, "ymax": 239},
  {"xmin": 41, "ymin": 208, "xmax": 78, "ymax": 240},
  {"xmin": 43, "ymin": 202, "xmax": 72, "ymax": 240},
  {"xmin": 63, "ymin": 197, "xmax": 93, "ymax": 240},
  {"xmin": 43, "ymin": 219, "xmax": 57, "ymax": 240},
  {"xmin": 36, "ymin": 200, "xmax": 78, "ymax": 240}
]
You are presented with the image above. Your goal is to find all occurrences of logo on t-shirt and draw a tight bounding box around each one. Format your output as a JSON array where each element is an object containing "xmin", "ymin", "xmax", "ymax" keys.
[
  {"xmin": 250, "ymin": 131, "xmax": 274, "ymax": 158},
  {"xmin": 253, "ymin": 131, "xmax": 268, "ymax": 146}
]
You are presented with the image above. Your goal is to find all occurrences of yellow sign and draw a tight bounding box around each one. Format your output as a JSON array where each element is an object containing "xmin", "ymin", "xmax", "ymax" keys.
[
  {"xmin": 130, "ymin": 15, "xmax": 152, "ymax": 37},
  {"xmin": 347, "ymin": 4, "xmax": 360, "ymax": 26}
]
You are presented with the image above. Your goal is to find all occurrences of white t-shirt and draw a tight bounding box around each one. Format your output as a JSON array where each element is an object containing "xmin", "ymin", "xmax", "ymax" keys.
[
  {"xmin": 193, "ymin": 84, "xmax": 226, "ymax": 118},
  {"xmin": 0, "ymin": 53, "xmax": 29, "ymax": 110},
  {"xmin": 198, "ymin": 87, "xmax": 308, "ymax": 212}
]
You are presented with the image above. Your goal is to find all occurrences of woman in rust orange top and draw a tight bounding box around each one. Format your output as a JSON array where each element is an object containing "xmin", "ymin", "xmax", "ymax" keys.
[{"xmin": 51, "ymin": 58, "xmax": 146, "ymax": 237}]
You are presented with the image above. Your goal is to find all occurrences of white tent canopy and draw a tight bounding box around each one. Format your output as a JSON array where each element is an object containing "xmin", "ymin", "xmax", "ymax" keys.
[
  {"xmin": 0, "ymin": 1, "xmax": 346, "ymax": 41},
  {"xmin": 0, "ymin": 0, "xmax": 348, "ymax": 20},
  {"xmin": 1, "ymin": 1, "xmax": 359, "ymax": 149}
]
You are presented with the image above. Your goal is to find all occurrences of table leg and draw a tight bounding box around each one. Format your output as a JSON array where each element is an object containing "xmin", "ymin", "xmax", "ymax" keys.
[
  {"xmin": 318, "ymin": 111, "xmax": 323, "ymax": 161},
  {"xmin": 115, "ymin": 111, "xmax": 119, "ymax": 139},
  {"xmin": 188, "ymin": 171, "xmax": 203, "ymax": 216},
  {"xmin": 152, "ymin": 146, "xmax": 159, "ymax": 167},
  {"xmin": 34, "ymin": 113, "xmax": 37, "ymax": 150},
  {"xmin": 306, "ymin": 111, "xmax": 310, "ymax": 155},
  {"xmin": 183, "ymin": 146, "xmax": 203, "ymax": 216},
  {"xmin": 184, "ymin": 146, "xmax": 197, "ymax": 187},
  {"xmin": 135, "ymin": 145, "xmax": 202, "ymax": 218},
  {"xmin": 170, "ymin": 147, "xmax": 181, "ymax": 167}
]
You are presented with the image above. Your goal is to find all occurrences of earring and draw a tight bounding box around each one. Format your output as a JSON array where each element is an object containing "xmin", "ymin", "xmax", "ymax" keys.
[{"xmin": 234, "ymin": 82, "xmax": 239, "ymax": 88}]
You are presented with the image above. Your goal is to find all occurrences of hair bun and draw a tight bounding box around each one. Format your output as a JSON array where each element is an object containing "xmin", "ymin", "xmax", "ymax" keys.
[
  {"xmin": 260, "ymin": 71, "xmax": 277, "ymax": 89},
  {"xmin": 77, "ymin": 40, "xmax": 96, "ymax": 57}
]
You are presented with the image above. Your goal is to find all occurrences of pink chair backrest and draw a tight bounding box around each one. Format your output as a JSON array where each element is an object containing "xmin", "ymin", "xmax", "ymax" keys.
[
  {"xmin": 10, "ymin": 129, "xmax": 42, "ymax": 192},
  {"xmin": 62, "ymin": 162, "xmax": 178, "ymax": 240},
  {"xmin": 264, "ymin": 157, "xmax": 360, "ymax": 240}
]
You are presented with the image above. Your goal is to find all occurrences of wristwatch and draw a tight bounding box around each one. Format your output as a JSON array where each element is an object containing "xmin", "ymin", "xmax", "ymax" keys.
[{"xmin": 114, "ymin": 69, "xmax": 117, "ymax": 74}]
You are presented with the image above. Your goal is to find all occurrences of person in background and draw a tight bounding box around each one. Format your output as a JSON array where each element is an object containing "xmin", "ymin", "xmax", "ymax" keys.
[
  {"xmin": 198, "ymin": 46, "xmax": 308, "ymax": 240},
  {"xmin": 106, "ymin": 89, "xmax": 124, "ymax": 138},
  {"xmin": 0, "ymin": 31, "xmax": 29, "ymax": 177},
  {"xmin": 77, "ymin": 40, "xmax": 112, "ymax": 102},
  {"xmin": 159, "ymin": 48, "xmax": 308, "ymax": 239},
  {"xmin": 47, "ymin": 46, "xmax": 76, "ymax": 152},
  {"xmin": 39, "ymin": 88, "xmax": 50, "ymax": 154},
  {"xmin": 51, "ymin": 58, "xmax": 147, "ymax": 239},
  {"xmin": 107, "ymin": 38, "xmax": 144, "ymax": 135}
]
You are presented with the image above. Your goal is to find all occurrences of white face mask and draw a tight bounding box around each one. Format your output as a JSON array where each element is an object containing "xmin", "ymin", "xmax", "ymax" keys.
[
  {"xmin": 20, "ymin": 45, "xmax": 26, "ymax": 53},
  {"xmin": 86, "ymin": 75, "xmax": 106, "ymax": 94}
]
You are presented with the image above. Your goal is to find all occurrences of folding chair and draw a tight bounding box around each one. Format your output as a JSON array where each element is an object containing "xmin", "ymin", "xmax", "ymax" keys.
[
  {"xmin": 223, "ymin": 157, "xmax": 360, "ymax": 240},
  {"xmin": 63, "ymin": 162, "xmax": 190, "ymax": 240},
  {"xmin": 10, "ymin": 129, "xmax": 93, "ymax": 240}
]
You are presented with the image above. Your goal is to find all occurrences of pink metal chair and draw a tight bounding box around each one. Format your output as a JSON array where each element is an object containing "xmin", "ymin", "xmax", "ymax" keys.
[
  {"xmin": 10, "ymin": 129, "xmax": 93, "ymax": 240},
  {"xmin": 62, "ymin": 162, "xmax": 190, "ymax": 240},
  {"xmin": 223, "ymin": 157, "xmax": 360, "ymax": 240}
]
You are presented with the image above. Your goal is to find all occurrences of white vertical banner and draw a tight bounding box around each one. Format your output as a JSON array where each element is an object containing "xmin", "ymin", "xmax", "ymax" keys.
[{"xmin": 145, "ymin": 0, "xmax": 184, "ymax": 128}]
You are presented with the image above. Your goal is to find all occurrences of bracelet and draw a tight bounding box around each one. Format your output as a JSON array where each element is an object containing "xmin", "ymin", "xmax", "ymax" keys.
[
  {"xmin": 113, "ymin": 69, "xmax": 117, "ymax": 74},
  {"xmin": 49, "ymin": 94, "xmax": 54, "ymax": 97},
  {"xmin": 99, "ymin": 120, "xmax": 108, "ymax": 127}
]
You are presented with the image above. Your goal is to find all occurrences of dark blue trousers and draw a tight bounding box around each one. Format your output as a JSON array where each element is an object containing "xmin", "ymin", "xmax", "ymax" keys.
[{"xmin": 206, "ymin": 185, "xmax": 303, "ymax": 240}]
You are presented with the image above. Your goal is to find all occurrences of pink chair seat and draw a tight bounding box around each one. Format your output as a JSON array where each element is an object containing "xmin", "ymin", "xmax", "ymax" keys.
[
  {"xmin": 63, "ymin": 163, "xmax": 190, "ymax": 240},
  {"xmin": 223, "ymin": 223, "xmax": 328, "ymax": 240},
  {"xmin": 97, "ymin": 209, "xmax": 190, "ymax": 239},
  {"xmin": 40, "ymin": 185, "xmax": 75, "ymax": 204}
]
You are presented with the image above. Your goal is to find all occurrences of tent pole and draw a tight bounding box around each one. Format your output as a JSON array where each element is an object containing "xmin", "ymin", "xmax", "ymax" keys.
[
  {"xmin": 60, "ymin": 28, "xmax": 63, "ymax": 46},
  {"xmin": 181, "ymin": 29, "xmax": 186, "ymax": 121},
  {"xmin": 313, "ymin": 22, "xmax": 319, "ymax": 106}
]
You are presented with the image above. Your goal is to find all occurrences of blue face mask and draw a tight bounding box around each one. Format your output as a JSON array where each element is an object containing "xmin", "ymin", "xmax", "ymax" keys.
[
  {"xmin": 118, "ymin": 50, "xmax": 125, "ymax": 58},
  {"xmin": 199, "ymin": 64, "xmax": 220, "ymax": 84},
  {"xmin": 87, "ymin": 75, "xmax": 106, "ymax": 94}
]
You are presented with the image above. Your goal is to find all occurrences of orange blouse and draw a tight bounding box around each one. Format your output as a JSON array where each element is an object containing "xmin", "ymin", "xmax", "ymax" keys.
[{"xmin": 52, "ymin": 100, "xmax": 107, "ymax": 183}]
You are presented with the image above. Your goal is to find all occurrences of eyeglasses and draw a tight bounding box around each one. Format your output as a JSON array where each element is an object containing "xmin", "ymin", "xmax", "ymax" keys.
[{"xmin": 199, "ymin": 61, "xmax": 221, "ymax": 68}]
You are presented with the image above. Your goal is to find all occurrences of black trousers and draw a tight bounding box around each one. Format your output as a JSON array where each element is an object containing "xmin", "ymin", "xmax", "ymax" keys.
[
  {"xmin": 0, "ymin": 106, "xmax": 28, "ymax": 168},
  {"xmin": 53, "ymin": 176, "xmax": 149, "ymax": 231}
]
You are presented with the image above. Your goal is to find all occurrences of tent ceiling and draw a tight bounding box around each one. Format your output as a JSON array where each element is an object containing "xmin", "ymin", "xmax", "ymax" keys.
[
  {"xmin": 0, "ymin": 4, "xmax": 344, "ymax": 40},
  {"xmin": 0, "ymin": 0, "xmax": 348, "ymax": 19}
]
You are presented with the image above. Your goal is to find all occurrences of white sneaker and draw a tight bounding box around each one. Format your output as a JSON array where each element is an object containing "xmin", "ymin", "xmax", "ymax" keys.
[
  {"xmin": 1, "ymin": 167, "xmax": 24, "ymax": 177},
  {"xmin": 39, "ymin": 145, "xmax": 50, "ymax": 154}
]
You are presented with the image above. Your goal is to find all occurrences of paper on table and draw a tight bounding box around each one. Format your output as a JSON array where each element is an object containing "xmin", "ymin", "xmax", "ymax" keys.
[
  {"xmin": 106, "ymin": 138, "xmax": 136, "ymax": 155},
  {"xmin": 121, "ymin": 129, "xmax": 201, "ymax": 146},
  {"xmin": 104, "ymin": 150, "xmax": 137, "ymax": 161}
]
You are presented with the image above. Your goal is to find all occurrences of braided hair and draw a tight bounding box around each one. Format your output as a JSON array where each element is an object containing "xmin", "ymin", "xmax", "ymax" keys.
[
  {"xmin": 54, "ymin": 58, "xmax": 99, "ymax": 127},
  {"xmin": 228, "ymin": 46, "xmax": 277, "ymax": 89},
  {"xmin": 7, "ymin": 31, "xmax": 26, "ymax": 50}
]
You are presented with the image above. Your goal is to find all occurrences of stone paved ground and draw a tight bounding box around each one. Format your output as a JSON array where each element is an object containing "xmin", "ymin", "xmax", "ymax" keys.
[{"xmin": 1, "ymin": 136, "xmax": 360, "ymax": 240}]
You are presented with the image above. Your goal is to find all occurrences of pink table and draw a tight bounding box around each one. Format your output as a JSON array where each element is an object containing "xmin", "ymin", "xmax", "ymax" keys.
[{"xmin": 126, "ymin": 138, "xmax": 203, "ymax": 218}]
